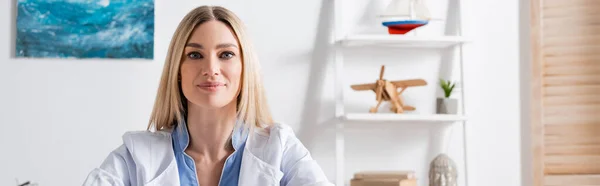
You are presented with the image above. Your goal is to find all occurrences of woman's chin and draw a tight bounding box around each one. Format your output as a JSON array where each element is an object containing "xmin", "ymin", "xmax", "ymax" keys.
[{"xmin": 192, "ymin": 98, "xmax": 235, "ymax": 109}]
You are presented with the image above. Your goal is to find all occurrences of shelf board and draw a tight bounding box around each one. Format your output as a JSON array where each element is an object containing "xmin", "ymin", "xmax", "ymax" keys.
[
  {"xmin": 342, "ymin": 113, "xmax": 467, "ymax": 122},
  {"xmin": 337, "ymin": 34, "xmax": 469, "ymax": 48}
]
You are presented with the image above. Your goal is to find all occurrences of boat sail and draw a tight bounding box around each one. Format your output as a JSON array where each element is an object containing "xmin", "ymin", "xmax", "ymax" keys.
[{"xmin": 380, "ymin": 0, "xmax": 431, "ymax": 34}]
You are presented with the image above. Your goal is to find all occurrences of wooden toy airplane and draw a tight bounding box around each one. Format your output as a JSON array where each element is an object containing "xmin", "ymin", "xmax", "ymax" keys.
[{"xmin": 350, "ymin": 65, "xmax": 427, "ymax": 113}]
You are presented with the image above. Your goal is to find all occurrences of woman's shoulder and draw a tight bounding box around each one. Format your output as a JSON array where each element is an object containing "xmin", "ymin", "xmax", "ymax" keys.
[
  {"xmin": 119, "ymin": 129, "xmax": 174, "ymax": 155},
  {"xmin": 83, "ymin": 130, "xmax": 175, "ymax": 185},
  {"xmin": 107, "ymin": 130, "xmax": 175, "ymax": 170},
  {"xmin": 121, "ymin": 130, "xmax": 172, "ymax": 144}
]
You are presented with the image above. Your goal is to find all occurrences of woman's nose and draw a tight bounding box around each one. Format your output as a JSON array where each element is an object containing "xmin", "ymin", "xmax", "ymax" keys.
[{"xmin": 203, "ymin": 55, "xmax": 220, "ymax": 76}]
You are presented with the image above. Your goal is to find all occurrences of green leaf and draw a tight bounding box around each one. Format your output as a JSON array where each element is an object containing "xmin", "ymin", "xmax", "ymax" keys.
[{"xmin": 439, "ymin": 79, "xmax": 455, "ymax": 98}]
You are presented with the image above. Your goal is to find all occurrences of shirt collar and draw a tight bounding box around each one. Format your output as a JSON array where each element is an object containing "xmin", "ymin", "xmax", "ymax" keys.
[{"xmin": 172, "ymin": 118, "xmax": 249, "ymax": 153}]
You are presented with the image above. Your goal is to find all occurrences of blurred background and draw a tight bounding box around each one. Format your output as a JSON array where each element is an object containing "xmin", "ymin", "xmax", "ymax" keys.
[{"xmin": 1, "ymin": 0, "xmax": 538, "ymax": 185}]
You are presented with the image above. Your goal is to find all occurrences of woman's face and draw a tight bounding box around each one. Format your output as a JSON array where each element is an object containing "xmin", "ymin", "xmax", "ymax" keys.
[{"xmin": 180, "ymin": 20, "xmax": 242, "ymax": 109}]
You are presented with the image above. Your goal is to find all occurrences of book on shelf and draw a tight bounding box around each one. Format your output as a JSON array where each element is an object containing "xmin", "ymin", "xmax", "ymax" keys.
[
  {"xmin": 350, "ymin": 171, "xmax": 418, "ymax": 186},
  {"xmin": 351, "ymin": 178, "xmax": 417, "ymax": 186},
  {"xmin": 353, "ymin": 170, "xmax": 416, "ymax": 180}
]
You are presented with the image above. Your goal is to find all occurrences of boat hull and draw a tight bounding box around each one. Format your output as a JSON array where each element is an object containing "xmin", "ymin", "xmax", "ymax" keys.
[{"xmin": 382, "ymin": 20, "xmax": 429, "ymax": 34}]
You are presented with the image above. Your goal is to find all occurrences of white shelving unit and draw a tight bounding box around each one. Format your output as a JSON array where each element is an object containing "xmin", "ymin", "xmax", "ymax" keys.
[
  {"xmin": 338, "ymin": 34, "xmax": 469, "ymax": 48},
  {"xmin": 343, "ymin": 113, "xmax": 467, "ymax": 122},
  {"xmin": 332, "ymin": 1, "xmax": 469, "ymax": 186}
]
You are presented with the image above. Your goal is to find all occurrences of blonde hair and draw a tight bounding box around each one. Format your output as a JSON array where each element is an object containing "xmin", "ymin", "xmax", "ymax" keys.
[{"xmin": 148, "ymin": 6, "xmax": 273, "ymax": 131}]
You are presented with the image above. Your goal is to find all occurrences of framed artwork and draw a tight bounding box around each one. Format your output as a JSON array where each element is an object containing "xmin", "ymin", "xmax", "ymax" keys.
[{"xmin": 16, "ymin": 0, "xmax": 154, "ymax": 59}]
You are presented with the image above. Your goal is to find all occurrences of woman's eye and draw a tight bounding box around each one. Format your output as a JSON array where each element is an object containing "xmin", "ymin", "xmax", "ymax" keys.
[
  {"xmin": 220, "ymin": 51, "xmax": 235, "ymax": 59},
  {"xmin": 187, "ymin": 52, "xmax": 203, "ymax": 59}
]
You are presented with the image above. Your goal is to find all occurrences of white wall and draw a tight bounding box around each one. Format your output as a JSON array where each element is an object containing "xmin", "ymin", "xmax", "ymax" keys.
[
  {"xmin": 0, "ymin": 0, "xmax": 521, "ymax": 186},
  {"xmin": 461, "ymin": 0, "xmax": 522, "ymax": 185}
]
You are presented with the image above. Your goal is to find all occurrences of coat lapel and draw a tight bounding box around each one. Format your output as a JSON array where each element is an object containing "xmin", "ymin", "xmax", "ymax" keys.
[
  {"xmin": 142, "ymin": 157, "xmax": 180, "ymax": 186},
  {"xmin": 239, "ymin": 130, "xmax": 284, "ymax": 185}
]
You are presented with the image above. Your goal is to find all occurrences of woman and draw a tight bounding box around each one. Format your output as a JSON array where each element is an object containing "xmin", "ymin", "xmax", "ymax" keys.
[{"xmin": 83, "ymin": 5, "xmax": 333, "ymax": 186}]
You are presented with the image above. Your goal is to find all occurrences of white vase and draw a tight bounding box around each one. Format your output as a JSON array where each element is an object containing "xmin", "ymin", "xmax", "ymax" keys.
[{"xmin": 436, "ymin": 98, "xmax": 458, "ymax": 114}]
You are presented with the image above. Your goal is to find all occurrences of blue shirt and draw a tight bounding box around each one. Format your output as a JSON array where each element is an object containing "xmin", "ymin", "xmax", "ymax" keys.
[{"xmin": 172, "ymin": 120, "xmax": 248, "ymax": 186}]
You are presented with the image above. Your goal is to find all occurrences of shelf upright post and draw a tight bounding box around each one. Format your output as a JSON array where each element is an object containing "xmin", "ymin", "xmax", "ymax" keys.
[
  {"xmin": 454, "ymin": 0, "xmax": 469, "ymax": 185},
  {"xmin": 333, "ymin": 0, "xmax": 345, "ymax": 185}
]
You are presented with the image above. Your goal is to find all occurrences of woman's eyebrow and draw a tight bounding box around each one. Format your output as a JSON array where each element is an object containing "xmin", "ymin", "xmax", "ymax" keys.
[
  {"xmin": 185, "ymin": 43, "xmax": 238, "ymax": 49},
  {"xmin": 216, "ymin": 43, "xmax": 238, "ymax": 49},
  {"xmin": 185, "ymin": 43, "xmax": 203, "ymax": 48}
]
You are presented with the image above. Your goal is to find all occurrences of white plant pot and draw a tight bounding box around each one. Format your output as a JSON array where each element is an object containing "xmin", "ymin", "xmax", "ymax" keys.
[{"xmin": 437, "ymin": 98, "xmax": 458, "ymax": 114}]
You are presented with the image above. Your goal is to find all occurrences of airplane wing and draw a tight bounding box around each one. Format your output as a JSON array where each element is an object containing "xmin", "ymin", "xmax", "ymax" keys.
[
  {"xmin": 350, "ymin": 83, "xmax": 376, "ymax": 91},
  {"xmin": 390, "ymin": 79, "xmax": 427, "ymax": 87}
]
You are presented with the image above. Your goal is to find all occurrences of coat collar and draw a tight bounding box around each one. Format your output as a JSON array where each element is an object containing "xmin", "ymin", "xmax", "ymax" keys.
[{"xmin": 171, "ymin": 118, "xmax": 249, "ymax": 153}]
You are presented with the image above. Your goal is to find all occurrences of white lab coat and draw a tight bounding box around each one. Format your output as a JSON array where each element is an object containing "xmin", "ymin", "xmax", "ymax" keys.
[{"xmin": 82, "ymin": 123, "xmax": 334, "ymax": 186}]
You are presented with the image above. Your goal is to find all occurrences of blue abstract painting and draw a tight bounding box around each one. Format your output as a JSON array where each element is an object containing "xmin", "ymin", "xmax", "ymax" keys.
[{"xmin": 16, "ymin": 0, "xmax": 154, "ymax": 59}]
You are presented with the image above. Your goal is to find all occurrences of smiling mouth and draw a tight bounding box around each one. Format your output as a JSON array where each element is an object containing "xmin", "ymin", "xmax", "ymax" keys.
[
  {"xmin": 198, "ymin": 84, "xmax": 224, "ymax": 87},
  {"xmin": 197, "ymin": 82, "xmax": 225, "ymax": 91}
]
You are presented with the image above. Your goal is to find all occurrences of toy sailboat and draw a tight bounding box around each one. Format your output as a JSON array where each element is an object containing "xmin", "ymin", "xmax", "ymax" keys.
[{"xmin": 380, "ymin": 0, "xmax": 431, "ymax": 34}]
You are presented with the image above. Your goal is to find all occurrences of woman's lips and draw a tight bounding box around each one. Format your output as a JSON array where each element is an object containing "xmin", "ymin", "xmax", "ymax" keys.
[{"xmin": 197, "ymin": 82, "xmax": 225, "ymax": 92}]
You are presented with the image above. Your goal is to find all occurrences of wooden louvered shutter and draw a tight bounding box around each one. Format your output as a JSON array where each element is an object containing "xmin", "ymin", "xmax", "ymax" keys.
[{"xmin": 532, "ymin": 0, "xmax": 600, "ymax": 185}]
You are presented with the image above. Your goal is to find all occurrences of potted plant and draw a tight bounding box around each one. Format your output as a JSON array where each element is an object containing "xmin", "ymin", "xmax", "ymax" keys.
[{"xmin": 437, "ymin": 79, "xmax": 458, "ymax": 114}]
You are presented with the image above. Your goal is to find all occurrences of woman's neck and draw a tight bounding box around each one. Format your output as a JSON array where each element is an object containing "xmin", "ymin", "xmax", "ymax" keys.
[{"xmin": 185, "ymin": 101, "xmax": 237, "ymax": 162}]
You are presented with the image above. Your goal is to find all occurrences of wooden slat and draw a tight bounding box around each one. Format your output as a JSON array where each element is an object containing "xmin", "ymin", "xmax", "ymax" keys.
[
  {"xmin": 545, "ymin": 95, "xmax": 600, "ymax": 106},
  {"xmin": 544, "ymin": 75, "xmax": 600, "ymax": 86},
  {"xmin": 546, "ymin": 166, "xmax": 600, "ymax": 175},
  {"xmin": 544, "ymin": 25, "xmax": 600, "ymax": 38},
  {"xmin": 544, "ymin": 14, "xmax": 600, "ymax": 29},
  {"xmin": 544, "ymin": 46, "xmax": 600, "ymax": 57},
  {"xmin": 544, "ymin": 85, "xmax": 600, "ymax": 96},
  {"xmin": 544, "ymin": 114, "xmax": 600, "ymax": 125},
  {"xmin": 546, "ymin": 155, "xmax": 600, "ymax": 164},
  {"xmin": 545, "ymin": 65, "xmax": 600, "ymax": 76},
  {"xmin": 545, "ymin": 145, "xmax": 600, "ymax": 155},
  {"xmin": 546, "ymin": 135, "xmax": 600, "ymax": 146},
  {"xmin": 544, "ymin": 6, "xmax": 600, "ymax": 18},
  {"xmin": 545, "ymin": 55, "xmax": 600, "ymax": 67},
  {"xmin": 545, "ymin": 124, "xmax": 600, "ymax": 136},
  {"xmin": 544, "ymin": 104, "xmax": 600, "ymax": 116},
  {"xmin": 545, "ymin": 155, "xmax": 600, "ymax": 174},
  {"xmin": 545, "ymin": 175, "xmax": 600, "ymax": 186},
  {"xmin": 544, "ymin": 35, "xmax": 600, "ymax": 47},
  {"xmin": 544, "ymin": 0, "xmax": 600, "ymax": 8}
]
